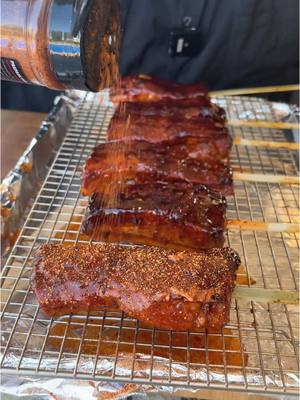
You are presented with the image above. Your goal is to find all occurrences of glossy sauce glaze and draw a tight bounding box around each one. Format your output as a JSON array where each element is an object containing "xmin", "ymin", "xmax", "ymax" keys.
[
  {"xmin": 82, "ymin": 181, "xmax": 226, "ymax": 249},
  {"xmin": 81, "ymin": 140, "xmax": 233, "ymax": 197},
  {"xmin": 114, "ymin": 101, "xmax": 227, "ymax": 123},
  {"xmin": 110, "ymin": 75, "xmax": 210, "ymax": 105},
  {"xmin": 107, "ymin": 114, "xmax": 232, "ymax": 162}
]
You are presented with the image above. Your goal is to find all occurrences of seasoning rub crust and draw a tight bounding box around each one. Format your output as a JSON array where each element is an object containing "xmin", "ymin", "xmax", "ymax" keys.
[{"xmin": 31, "ymin": 243, "xmax": 240, "ymax": 330}]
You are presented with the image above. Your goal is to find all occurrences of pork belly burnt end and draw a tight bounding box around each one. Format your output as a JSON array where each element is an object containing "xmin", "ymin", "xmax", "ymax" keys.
[
  {"xmin": 81, "ymin": 141, "xmax": 233, "ymax": 196},
  {"xmin": 110, "ymin": 75, "xmax": 210, "ymax": 106},
  {"xmin": 31, "ymin": 244, "xmax": 240, "ymax": 330},
  {"xmin": 82, "ymin": 182, "xmax": 226, "ymax": 249},
  {"xmin": 107, "ymin": 114, "xmax": 232, "ymax": 162},
  {"xmin": 114, "ymin": 101, "xmax": 227, "ymax": 124}
]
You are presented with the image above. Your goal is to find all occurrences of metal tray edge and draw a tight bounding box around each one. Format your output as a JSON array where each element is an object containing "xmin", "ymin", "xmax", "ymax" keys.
[{"xmin": 1, "ymin": 91, "xmax": 82, "ymax": 256}]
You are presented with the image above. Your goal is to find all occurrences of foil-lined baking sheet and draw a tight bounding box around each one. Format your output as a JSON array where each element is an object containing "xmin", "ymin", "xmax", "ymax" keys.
[
  {"xmin": 1, "ymin": 92, "xmax": 299, "ymax": 399},
  {"xmin": 1, "ymin": 92, "xmax": 83, "ymax": 256}
]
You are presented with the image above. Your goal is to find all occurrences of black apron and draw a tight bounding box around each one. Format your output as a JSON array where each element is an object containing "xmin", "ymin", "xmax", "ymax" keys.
[{"xmin": 119, "ymin": 0, "xmax": 299, "ymax": 89}]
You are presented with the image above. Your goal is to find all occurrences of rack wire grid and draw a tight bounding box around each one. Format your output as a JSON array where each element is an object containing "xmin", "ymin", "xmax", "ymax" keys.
[{"xmin": 1, "ymin": 93, "xmax": 299, "ymax": 396}]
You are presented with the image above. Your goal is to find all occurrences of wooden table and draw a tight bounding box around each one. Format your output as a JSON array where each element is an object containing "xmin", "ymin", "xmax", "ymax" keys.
[{"xmin": 1, "ymin": 110, "xmax": 47, "ymax": 180}]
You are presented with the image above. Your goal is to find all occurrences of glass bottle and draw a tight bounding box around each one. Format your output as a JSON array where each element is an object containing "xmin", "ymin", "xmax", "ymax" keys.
[{"xmin": 1, "ymin": 0, "xmax": 120, "ymax": 91}]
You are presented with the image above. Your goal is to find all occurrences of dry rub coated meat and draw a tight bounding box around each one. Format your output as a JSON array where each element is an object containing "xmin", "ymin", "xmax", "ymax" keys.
[
  {"xmin": 31, "ymin": 243, "xmax": 240, "ymax": 330},
  {"xmin": 107, "ymin": 113, "xmax": 232, "ymax": 162},
  {"xmin": 81, "ymin": 140, "xmax": 233, "ymax": 196},
  {"xmin": 82, "ymin": 181, "xmax": 227, "ymax": 249},
  {"xmin": 110, "ymin": 75, "xmax": 210, "ymax": 106}
]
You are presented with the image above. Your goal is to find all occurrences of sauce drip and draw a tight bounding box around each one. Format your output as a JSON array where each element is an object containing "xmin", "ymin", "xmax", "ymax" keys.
[{"xmin": 47, "ymin": 317, "xmax": 247, "ymax": 368}]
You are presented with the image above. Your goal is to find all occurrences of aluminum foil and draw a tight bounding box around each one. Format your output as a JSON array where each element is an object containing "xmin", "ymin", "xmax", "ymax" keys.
[
  {"xmin": 1, "ymin": 91, "xmax": 82, "ymax": 256},
  {"xmin": 1, "ymin": 92, "xmax": 299, "ymax": 400},
  {"xmin": 0, "ymin": 374, "xmax": 297, "ymax": 400}
]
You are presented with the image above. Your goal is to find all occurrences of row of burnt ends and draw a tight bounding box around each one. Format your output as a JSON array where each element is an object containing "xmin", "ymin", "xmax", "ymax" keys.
[
  {"xmin": 30, "ymin": 77, "xmax": 245, "ymax": 335},
  {"xmin": 80, "ymin": 75, "xmax": 233, "ymax": 251}
]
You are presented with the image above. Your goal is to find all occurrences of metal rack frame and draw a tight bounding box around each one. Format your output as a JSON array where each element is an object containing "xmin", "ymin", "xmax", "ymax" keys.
[{"xmin": 1, "ymin": 94, "xmax": 299, "ymax": 396}]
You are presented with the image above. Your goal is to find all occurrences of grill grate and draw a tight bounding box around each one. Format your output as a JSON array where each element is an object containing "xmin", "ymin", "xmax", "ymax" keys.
[{"xmin": 1, "ymin": 94, "xmax": 299, "ymax": 395}]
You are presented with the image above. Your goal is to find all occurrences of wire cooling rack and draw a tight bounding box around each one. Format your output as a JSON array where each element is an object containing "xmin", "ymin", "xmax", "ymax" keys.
[{"xmin": 1, "ymin": 94, "xmax": 299, "ymax": 396}]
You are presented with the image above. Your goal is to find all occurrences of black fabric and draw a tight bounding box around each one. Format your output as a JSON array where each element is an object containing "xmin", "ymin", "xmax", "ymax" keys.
[{"xmin": 119, "ymin": 0, "xmax": 299, "ymax": 89}]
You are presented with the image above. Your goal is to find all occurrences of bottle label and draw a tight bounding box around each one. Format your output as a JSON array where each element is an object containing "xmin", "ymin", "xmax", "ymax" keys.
[{"xmin": 1, "ymin": 57, "xmax": 29, "ymax": 83}]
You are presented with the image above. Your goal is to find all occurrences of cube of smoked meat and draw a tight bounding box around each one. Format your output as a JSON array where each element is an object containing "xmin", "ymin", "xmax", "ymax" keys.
[
  {"xmin": 81, "ymin": 140, "xmax": 233, "ymax": 196},
  {"xmin": 109, "ymin": 75, "xmax": 210, "ymax": 105},
  {"xmin": 114, "ymin": 101, "xmax": 226, "ymax": 124},
  {"xmin": 31, "ymin": 243, "xmax": 240, "ymax": 330},
  {"xmin": 81, "ymin": 181, "xmax": 227, "ymax": 250},
  {"xmin": 107, "ymin": 113, "xmax": 232, "ymax": 162}
]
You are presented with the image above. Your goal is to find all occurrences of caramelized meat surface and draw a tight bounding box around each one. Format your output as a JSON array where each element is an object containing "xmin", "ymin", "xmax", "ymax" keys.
[
  {"xmin": 107, "ymin": 114, "xmax": 232, "ymax": 161},
  {"xmin": 82, "ymin": 182, "xmax": 226, "ymax": 249},
  {"xmin": 81, "ymin": 141, "xmax": 233, "ymax": 196},
  {"xmin": 110, "ymin": 75, "xmax": 210, "ymax": 106},
  {"xmin": 31, "ymin": 243, "xmax": 240, "ymax": 330},
  {"xmin": 114, "ymin": 101, "xmax": 226, "ymax": 124}
]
